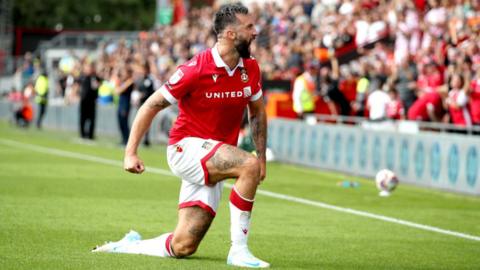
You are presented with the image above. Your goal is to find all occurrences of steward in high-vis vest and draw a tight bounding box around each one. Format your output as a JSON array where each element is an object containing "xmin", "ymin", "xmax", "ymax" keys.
[
  {"xmin": 292, "ymin": 61, "xmax": 318, "ymax": 119},
  {"xmin": 34, "ymin": 72, "xmax": 49, "ymax": 129},
  {"xmin": 98, "ymin": 80, "xmax": 114, "ymax": 105}
]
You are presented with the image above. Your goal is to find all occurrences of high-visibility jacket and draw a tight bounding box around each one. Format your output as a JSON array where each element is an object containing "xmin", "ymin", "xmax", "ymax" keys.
[
  {"xmin": 293, "ymin": 72, "xmax": 315, "ymax": 113},
  {"xmin": 98, "ymin": 80, "xmax": 114, "ymax": 104},
  {"xmin": 34, "ymin": 75, "xmax": 48, "ymax": 104}
]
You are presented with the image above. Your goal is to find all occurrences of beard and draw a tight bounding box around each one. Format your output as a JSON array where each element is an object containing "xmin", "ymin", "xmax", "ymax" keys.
[{"xmin": 234, "ymin": 37, "xmax": 251, "ymax": 58}]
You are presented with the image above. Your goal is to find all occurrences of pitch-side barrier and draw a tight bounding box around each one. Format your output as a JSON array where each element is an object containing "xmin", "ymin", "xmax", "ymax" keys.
[{"xmin": 0, "ymin": 101, "xmax": 478, "ymax": 195}]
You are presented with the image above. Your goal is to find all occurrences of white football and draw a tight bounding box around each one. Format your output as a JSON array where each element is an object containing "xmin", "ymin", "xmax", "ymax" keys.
[
  {"xmin": 375, "ymin": 169, "xmax": 399, "ymax": 196},
  {"xmin": 266, "ymin": 148, "xmax": 275, "ymax": 162}
]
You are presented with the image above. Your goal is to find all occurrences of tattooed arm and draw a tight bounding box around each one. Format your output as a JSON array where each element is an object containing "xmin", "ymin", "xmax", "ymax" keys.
[
  {"xmin": 248, "ymin": 98, "xmax": 267, "ymax": 180},
  {"xmin": 124, "ymin": 90, "xmax": 171, "ymax": 173}
]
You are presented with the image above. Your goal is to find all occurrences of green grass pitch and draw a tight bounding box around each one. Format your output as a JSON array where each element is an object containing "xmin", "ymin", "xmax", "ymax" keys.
[{"xmin": 0, "ymin": 121, "xmax": 479, "ymax": 269}]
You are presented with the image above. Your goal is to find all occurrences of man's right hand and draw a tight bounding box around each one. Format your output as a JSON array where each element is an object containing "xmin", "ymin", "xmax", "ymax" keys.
[{"xmin": 124, "ymin": 154, "xmax": 145, "ymax": 174}]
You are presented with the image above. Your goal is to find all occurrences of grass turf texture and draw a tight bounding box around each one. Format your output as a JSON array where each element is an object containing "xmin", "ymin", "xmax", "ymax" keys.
[{"xmin": 0, "ymin": 121, "xmax": 479, "ymax": 269}]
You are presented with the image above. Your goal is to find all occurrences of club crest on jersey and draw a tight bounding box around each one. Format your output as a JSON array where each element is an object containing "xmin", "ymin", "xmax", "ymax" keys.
[
  {"xmin": 175, "ymin": 145, "xmax": 183, "ymax": 153},
  {"xmin": 202, "ymin": 141, "xmax": 213, "ymax": 150},
  {"xmin": 240, "ymin": 68, "xmax": 248, "ymax": 83},
  {"xmin": 168, "ymin": 69, "xmax": 184, "ymax": 85},
  {"xmin": 212, "ymin": 74, "xmax": 218, "ymax": 83}
]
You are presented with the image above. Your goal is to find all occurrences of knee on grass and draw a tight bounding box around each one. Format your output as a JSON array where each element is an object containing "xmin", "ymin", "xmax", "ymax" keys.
[{"xmin": 171, "ymin": 239, "xmax": 199, "ymax": 257}]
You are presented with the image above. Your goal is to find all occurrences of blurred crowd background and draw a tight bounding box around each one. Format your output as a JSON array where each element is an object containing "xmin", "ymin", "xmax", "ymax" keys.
[{"xmin": 2, "ymin": 0, "xmax": 480, "ymax": 141}]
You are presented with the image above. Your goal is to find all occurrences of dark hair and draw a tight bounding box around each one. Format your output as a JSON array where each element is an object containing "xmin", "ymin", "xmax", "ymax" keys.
[
  {"xmin": 387, "ymin": 87, "xmax": 398, "ymax": 95},
  {"xmin": 213, "ymin": 3, "xmax": 249, "ymax": 35}
]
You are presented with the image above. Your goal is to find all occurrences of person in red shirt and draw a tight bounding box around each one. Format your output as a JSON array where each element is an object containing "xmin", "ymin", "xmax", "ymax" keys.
[
  {"xmin": 407, "ymin": 90, "xmax": 444, "ymax": 122},
  {"xmin": 93, "ymin": 4, "xmax": 269, "ymax": 268},
  {"xmin": 447, "ymin": 74, "xmax": 472, "ymax": 127},
  {"xmin": 469, "ymin": 69, "xmax": 480, "ymax": 127},
  {"xmin": 12, "ymin": 89, "xmax": 33, "ymax": 127},
  {"xmin": 387, "ymin": 88, "xmax": 405, "ymax": 120},
  {"xmin": 416, "ymin": 62, "xmax": 444, "ymax": 96}
]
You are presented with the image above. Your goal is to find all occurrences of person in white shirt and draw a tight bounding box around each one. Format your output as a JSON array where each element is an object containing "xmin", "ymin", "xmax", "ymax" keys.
[{"xmin": 367, "ymin": 87, "xmax": 391, "ymax": 121}]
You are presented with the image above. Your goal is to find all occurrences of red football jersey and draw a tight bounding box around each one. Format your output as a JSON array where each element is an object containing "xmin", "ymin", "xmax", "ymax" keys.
[
  {"xmin": 159, "ymin": 46, "xmax": 262, "ymax": 145},
  {"xmin": 387, "ymin": 99, "xmax": 404, "ymax": 120},
  {"xmin": 448, "ymin": 89, "xmax": 471, "ymax": 126},
  {"xmin": 407, "ymin": 91, "xmax": 443, "ymax": 121},
  {"xmin": 469, "ymin": 79, "xmax": 480, "ymax": 124}
]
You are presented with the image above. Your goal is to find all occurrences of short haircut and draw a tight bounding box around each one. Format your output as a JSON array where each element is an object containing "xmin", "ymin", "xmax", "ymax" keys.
[{"xmin": 213, "ymin": 3, "xmax": 249, "ymax": 35}]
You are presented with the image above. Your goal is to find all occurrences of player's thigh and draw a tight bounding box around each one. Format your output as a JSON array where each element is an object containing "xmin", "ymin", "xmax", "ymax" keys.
[
  {"xmin": 206, "ymin": 143, "xmax": 258, "ymax": 184},
  {"xmin": 167, "ymin": 137, "xmax": 223, "ymax": 186},
  {"xmin": 173, "ymin": 206, "xmax": 214, "ymax": 248}
]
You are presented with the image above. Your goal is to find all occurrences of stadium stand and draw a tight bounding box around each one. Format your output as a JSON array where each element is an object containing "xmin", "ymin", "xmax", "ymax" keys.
[{"xmin": 2, "ymin": 0, "xmax": 480, "ymax": 134}]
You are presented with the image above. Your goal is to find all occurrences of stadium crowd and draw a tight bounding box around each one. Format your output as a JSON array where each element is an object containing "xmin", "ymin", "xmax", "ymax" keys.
[{"xmin": 5, "ymin": 0, "xmax": 480, "ymax": 138}]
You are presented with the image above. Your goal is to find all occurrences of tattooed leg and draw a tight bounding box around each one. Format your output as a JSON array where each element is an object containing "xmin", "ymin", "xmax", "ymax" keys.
[
  {"xmin": 206, "ymin": 144, "xmax": 260, "ymax": 199},
  {"xmin": 171, "ymin": 207, "xmax": 214, "ymax": 257},
  {"xmin": 204, "ymin": 143, "xmax": 263, "ymax": 265}
]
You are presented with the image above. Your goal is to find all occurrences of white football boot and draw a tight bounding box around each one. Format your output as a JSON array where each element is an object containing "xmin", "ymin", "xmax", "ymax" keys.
[
  {"xmin": 92, "ymin": 230, "xmax": 141, "ymax": 253},
  {"xmin": 227, "ymin": 247, "xmax": 270, "ymax": 268}
]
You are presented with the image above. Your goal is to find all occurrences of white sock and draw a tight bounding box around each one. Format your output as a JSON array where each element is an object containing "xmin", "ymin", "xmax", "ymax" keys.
[
  {"xmin": 120, "ymin": 233, "xmax": 174, "ymax": 257},
  {"xmin": 229, "ymin": 186, "xmax": 254, "ymax": 251}
]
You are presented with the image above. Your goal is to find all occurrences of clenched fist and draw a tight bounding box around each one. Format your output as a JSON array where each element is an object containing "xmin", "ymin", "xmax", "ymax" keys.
[{"xmin": 124, "ymin": 154, "xmax": 145, "ymax": 174}]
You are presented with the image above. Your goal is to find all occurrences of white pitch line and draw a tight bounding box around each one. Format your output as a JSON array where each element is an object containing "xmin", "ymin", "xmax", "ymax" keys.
[{"xmin": 1, "ymin": 138, "xmax": 479, "ymax": 242}]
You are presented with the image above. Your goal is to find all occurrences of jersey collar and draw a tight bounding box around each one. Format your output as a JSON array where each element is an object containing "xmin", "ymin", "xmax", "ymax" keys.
[{"xmin": 212, "ymin": 44, "xmax": 244, "ymax": 77}]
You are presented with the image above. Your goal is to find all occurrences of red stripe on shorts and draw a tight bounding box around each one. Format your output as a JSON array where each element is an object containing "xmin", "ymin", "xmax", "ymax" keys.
[
  {"xmin": 200, "ymin": 142, "xmax": 224, "ymax": 186},
  {"xmin": 178, "ymin": 200, "xmax": 216, "ymax": 217}
]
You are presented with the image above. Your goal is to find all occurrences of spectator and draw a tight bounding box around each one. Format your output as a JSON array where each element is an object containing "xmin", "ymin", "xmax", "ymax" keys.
[
  {"xmin": 135, "ymin": 63, "xmax": 155, "ymax": 146},
  {"xmin": 15, "ymin": 98, "xmax": 33, "ymax": 128},
  {"xmin": 386, "ymin": 88, "xmax": 405, "ymax": 120},
  {"xmin": 469, "ymin": 69, "xmax": 480, "ymax": 127},
  {"xmin": 393, "ymin": 6, "xmax": 419, "ymax": 64},
  {"xmin": 391, "ymin": 58, "xmax": 418, "ymax": 111},
  {"xmin": 78, "ymin": 61, "xmax": 101, "ymax": 140},
  {"xmin": 352, "ymin": 61, "xmax": 371, "ymax": 117},
  {"xmin": 407, "ymin": 90, "xmax": 445, "ymax": 122},
  {"xmin": 292, "ymin": 60, "xmax": 318, "ymax": 119},
  {"xmin": 17, "ymin": 0, "xmax": 480, "ymax": 135},
  {"xmin": 320, "ymin": 55, "xmax": 351, "ymax": 116},
  {"xmin": 34, "ymin": 71, "xmax": 48, "ymax": 129},
  {"xmin": 447, "ymin": 74, "xmax": 472, "ymax": 127},
  {"xmin": 115, "ymin": 66, "xmax": 134, "ymax": 145},
  {"xmin": 98, "ymin": 67, "xmax": 115, "ymax": 105},
  {"xmin": 367, "ymin": 86, "xmax": 391, "ymax": 121},
  {"xmin": 416, "ymin": 62, "xmax": 444, "ymax": 96}
]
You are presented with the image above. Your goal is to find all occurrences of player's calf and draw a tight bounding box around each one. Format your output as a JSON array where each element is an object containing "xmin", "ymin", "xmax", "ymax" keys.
[
  {"xmin": 171, "ymin": 238, "xmax": 198, "ymax": 257},
  {"xmin": 171, "ymin": 206, "xmax": 214, "ymax": 257}
]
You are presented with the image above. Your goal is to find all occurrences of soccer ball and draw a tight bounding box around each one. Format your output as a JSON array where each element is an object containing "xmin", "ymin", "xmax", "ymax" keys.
[
  {"xmin": 265, "ymin": 148, "xmax": 275, "ymax": 162},
  {"xmin": 375, "ymin": 169, "xmax": 399, "ymax": 197}
]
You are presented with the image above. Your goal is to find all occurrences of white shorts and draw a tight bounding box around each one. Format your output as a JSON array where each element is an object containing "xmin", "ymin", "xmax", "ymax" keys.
[{"xmin": 166, "ymin": 137, "xmax": 225, "ymax": 217}]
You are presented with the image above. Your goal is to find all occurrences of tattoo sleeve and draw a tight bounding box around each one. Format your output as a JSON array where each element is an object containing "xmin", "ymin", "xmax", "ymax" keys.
[
  {"xmin": 146, "ymin": 97, "xmax": 171, "ymax": 110},
  {"xmin": 249, "ymin": 106, "xmax": 267, "ymax": 161}
]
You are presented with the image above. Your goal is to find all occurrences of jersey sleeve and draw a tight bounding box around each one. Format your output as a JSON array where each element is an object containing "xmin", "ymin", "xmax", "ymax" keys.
[
  {"xmin": 456, "ymin": 91, "xmax": 468, "ymax": 107},
  {"xmin": 158, "ymin": 59, "xmax": 199, "ymax": 104},
  {"xmin": 249, "ymin": 59, "xmax": 263, "ymax": 102}
]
